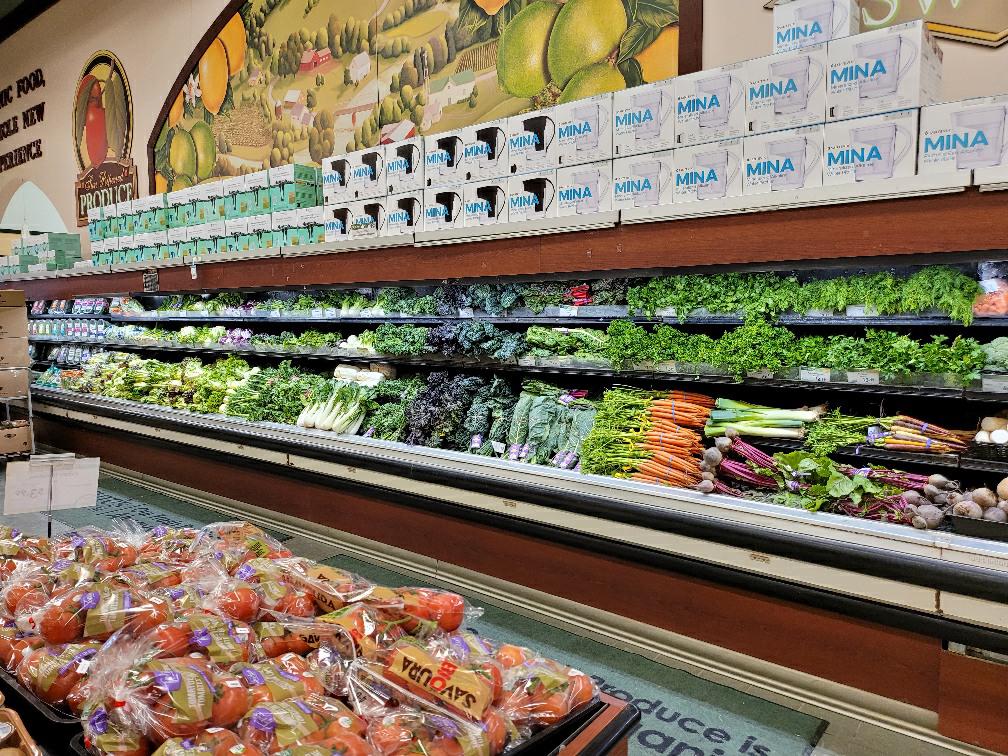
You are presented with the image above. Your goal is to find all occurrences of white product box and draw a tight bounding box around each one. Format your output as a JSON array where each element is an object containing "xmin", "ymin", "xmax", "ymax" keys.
[
  {"xmin": 612, "ymin": 151, "xmax": 675, "ymax": 209},
  {"xmin": 675, "ymin": 62, "xmax": 747, "ymax": 147},
  {"xmin": 385, "ymin": 137, "xmax": 425, "ymax": 194},
  {"xmin": 188, "ymin": 223, "xmax": 211, "ymax": 242},
  {"xmin": 87, "ymin": 207, "xmax": 103, "ymax": 222},
  {"xmin": 507, "ymin": 170, "xmax": 557, "ymax": 223},
  {"xmin": 342, "ymin": 199, "xmax": 386, "ymax": 239},
  {"xmin": 556, "ymin": 93, "xmax": 613, "ymax": 167},
  {"xmin": 104, "ymin": 236, "xmax": 120, "ymax": 251},
  {"xmin": 115, "ymin": 199, "xmax": 134, "ymax": 216},
  {"xmin": 673, "ymin": 137, "xmax": 744, "ymax": 203},
  {"xmin": 205, "ymin": 220, "xmax": 225, "ymax": 239},
  {"xmin": 324, "ymin": 204, "xmax": 350, "ymax": 243},
  {"xmin": 222, "ymin": 176, "xmax": 246, "ymax": 197},
  {"xmin": 344, "ymin": 146, "xmax": 386, "ymax": 200},
  {"xmin": 271, "ymin": 209, "xmax": 300, "ymax": 229},
  {"xmin": 89, "ymin": 239, "xmax": 106, "ymax": 254},
  {"xmin": 773, "ymin": 0, "xmax": 859, "ymax": 53},
  {"xmin": 919, "ymin": 96, "xmax": 1008, "ymax": 181},
  {"xmin": 424, "ymin": 130, "xmax": 466, "ymax": 188},
  {"xmin": 460, "ymin": 119, "xmax": 509, "ymax": 181},
  {"xmin": 743, "ymin": 125, "xmax": 824, "ymax": 194},
  {"xmin": 322, "ymin": 156, "xmax": 350, "ymax": 204},
  {"xmin": 826, "ymin": 21, "xmax": 942, "ymax": 122},
  {"xmin": 167, "ymin": 226, "xmax": 189, "ymax": 244},
  {"xmin": 422, "ymin": 186, "xmax": 465, "ymax": 231},
  {"xmin": 244, "ymin": 170, "xmax": 270, "ymax": 191},
  {"xmin": 556, "ymin": 161, "xmax": 612, "ymax": 218},
  {"xmin": 225, "ymin": 217, "xmax": 250, "ymax": 236},
  {"xmin": 746, "ymin": 44, "xmax": 827, "ymax": 135},
  {"xmin": 384, "ymin": 191, "xmax": 424, "ymax": 237},
  {"xmin": 507, "ymin": 108, "xmax": 558, "ymax": 174},
  {"xmin": 462, "ymin": 179, "xmax": 509, "ymax": 227},
  {"xmin": 166, "ymin": 187, "xmax": 192, "ymax": 208},
  {"xmin": 147, "ymin": 231, "xmax": 169, "ymax": 245},
  {"xmin": 823, "ymin": 109, "xmax": 919, "ymax": 185},
  {"xmin": 613, "ymin": 81, "xmax": 676, "ymax": 157},
  {"xmin": 297, "ymin": 206, "xmax": 324, "ymax": 227},
  {"xmin": 247, "ymin": 214, "xmax": 273, "ymax": 234}
]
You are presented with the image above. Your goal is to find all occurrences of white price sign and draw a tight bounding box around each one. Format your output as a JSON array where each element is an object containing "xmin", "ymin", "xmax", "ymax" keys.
[
  {"xmin": 558, "ymin": 305, "xmax": 579, "ymax": 316},
  {"xmin": 747, "ymin": 369, "xmax": 775, "ymax": 380},
  {"xmin": 799, "ymin": 367, "xmax": 831, "ymax": 383},
  {"xmin": 3, "ymin": 455, "xmax": 99, "ymax": 514},
  {"xmin": 981, "ymin": 375, "xmax": 1008, "ymax": 394},
  {"xmin": 847, "ymin": 370, "xmax": 880, "ymax": 386}
]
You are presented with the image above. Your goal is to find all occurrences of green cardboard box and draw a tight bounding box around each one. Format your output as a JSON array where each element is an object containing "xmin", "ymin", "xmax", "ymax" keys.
[{"xmin": 178, "ymin": 240, "xmax": 197, "ymax": 259}]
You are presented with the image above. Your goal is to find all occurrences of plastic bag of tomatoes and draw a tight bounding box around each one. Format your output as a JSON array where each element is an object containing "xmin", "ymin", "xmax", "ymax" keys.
[
  {"xmin": 0, "ymin": 561, "xmax": 56, "ymax": 620},
  {"xmin": 139, "ymin": 526, "xmax": 200, "ymax": 565},
  {"xmin": 15, "ymin": 640, "xmax": 102, "ymax": 708},
  {"xmin": 51, "ymin": 528, "xmax": 140, "ymax": 573},
  {"xmin": 157, "ymin": 612, "xmax": 260, "ymax": 666},
  {"xmin": 379, "ymin": 588, "xmax": 471, "ymax": 635},
  {"xmin": 260, "ymin": 560, "xmax": 387, "ymax": 617},
  {"xmin": 232, "ymin": 652, "xmax": 326, "ymax": 705},
  {"xmin": 31, "ymin": 582, "xmax": 171, "ymax": 645},
  {"xmin": 188, "ymin": 522, "xmax": 292, "ymax": 572},
  {"xmin": 0, "ymin": 620, "xmax": 44, "ymax": 672},
  {"xmin": 314, "ymin": 603, "xmax": 407, "ymax": 662},
  {"xmin": 493, "ymin": 644, "xmax": 596, "ymax": 729},
  {"xmin": 235, "ymin": 694, "xmax": 369, "ymax": 754},
  {"xmin": 112, "ymin": 561, "xmax": 184, "ymax": 593}
]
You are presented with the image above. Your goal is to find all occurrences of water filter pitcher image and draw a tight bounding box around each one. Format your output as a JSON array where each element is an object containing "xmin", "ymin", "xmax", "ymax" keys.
[
  {"xmin": 507, "ymin": 170, "xmax": 557, "ymax": 222},
  {"xmin": 507, "ymin": 109, "xmax": 557, "ymax": 173},
  {"xmin": 556, "ymin": 161, "xmax": 612, "ymax": 217},
  {"xmin": 743, "ymin": 125, "xmax": 824, "ymax": 195},
  {"xmin": 613, "ymin": 81, "xmax": 676, "ymax": 156},
  {"xmin": 919, "ymin": 97, "xmax": 1008, "ymax": 178},
  {"xmin": 346, "ymin": 199, "xmax": 385, "ymax": 240},
  {"xmin": 322, "ymin": 157, "xmax": 350, "ymax": 204},
  {"xmin": 823, "ymin": 109, "xmax": 919, "ymax": 186},
  {"xmin": 674, "ymin": 138, "xmax": 743, "ymax": 202},
  {"xmin": 746, "ymin": 44, "xmax": 827, "ymax": 135},
  {"xmin": 463, "ymin": 181, "xmax": 508, "ymax": 227},
  {"xmin": 383, "ymin": 192, "xmax": 423, "ymax": 237},
  {"xmin": 386, "ymin": 138, "xmax": 424, "ymax": 194},
  {"xmin": 826, "ymin": 21, "xmax": 943, "ymax": 121},
  {"xmin": 556, "ymin": 93, "xmax": 613, "ymax": 167},
  {"xmin": 612, "ymin": 152, "xmax": 675, "ymax": 209},
  {"xmin": 423, "ymin": 188, "xmax": 464, "ymax": 231},
  {"xmin": 324, "ymin": 205, "xmax": 350, "ymax": 243},
  {"xmin": 676, "ymin": 64, "xmax": 747, "ymax": 147},
  {"xmin": 773, "ymin": 0, "xmax": 858, "ymax": 53},
  {"xmin": 425, "ymin": 133, "xmax": 464, "ymax": 188},
  {"xmin": 462, "ymin": 120, "xmax": 509, "ymax": 180}
]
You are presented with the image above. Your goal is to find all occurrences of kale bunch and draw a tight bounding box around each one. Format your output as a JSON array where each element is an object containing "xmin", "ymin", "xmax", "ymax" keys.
[
  {"xmin": 405, "ymin": 372, "xmax": 486, "ymax": 448},
  {"xmin": 433, "ymin": 283, "xmax": 467, "ymax": 316}
]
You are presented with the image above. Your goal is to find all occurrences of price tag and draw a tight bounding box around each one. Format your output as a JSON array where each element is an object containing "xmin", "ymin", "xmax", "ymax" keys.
[
  {"xmin": 845, "ymin": 305, "xmax": 868, "ymax": 317},
  {"xmin": 491, "ymin": 441, "xmax": 506, "ymax": 454},
  {"xmin": 558, "ymin": 305, "xmax": 578, "ymax": 316},
  {"xmin": 747, "ymin": 369, "xmax": 774, "ymax": 379},
  {"xmin": 799, "ymin": 367, "xmax": 831, "ymax": 383},
  {"xmin": 981, "ymin": 375, "xmax": 1008, "ymax": 393},
  {"xmin": 458, "ymin": 308, "xmax": 475, "ymax": 319},
  {"xmin": 142, "ymin": 269, "xmax": 159, "ymax": 293},
  {"xmin": 847, "ymin": 370, "xmax": 880, "ymax": 385},
  {"xmin": 190, "ymin": 262, "xmax": 198, "ymax": 280}
]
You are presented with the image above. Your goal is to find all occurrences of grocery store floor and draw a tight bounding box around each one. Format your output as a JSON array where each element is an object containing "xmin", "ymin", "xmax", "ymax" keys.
[{"xmin": 0, "ymin": 468, "xmax": 994, "ymax": 756}]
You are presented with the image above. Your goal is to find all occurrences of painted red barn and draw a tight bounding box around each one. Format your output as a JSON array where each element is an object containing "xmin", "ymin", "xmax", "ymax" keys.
[{"xmin": 299, "ymin": 48, "xmax": 331, "ymax": 73}]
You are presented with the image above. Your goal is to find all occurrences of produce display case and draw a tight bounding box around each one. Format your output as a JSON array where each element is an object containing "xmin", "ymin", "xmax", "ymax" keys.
[{"xmin": 10, "ymin": 191, "xmax": 1008, "ymax": 754}]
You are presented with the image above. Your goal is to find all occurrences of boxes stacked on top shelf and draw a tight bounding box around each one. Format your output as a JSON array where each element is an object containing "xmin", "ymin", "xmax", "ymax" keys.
[
  {"xmin": 674, "ymin": 137, "xmax": 745, "ymax": 202},
  {"xmin": 0, "ymin": 291, "xmax": 29, "ymax": 368},
  {"xmin": 744, "ymin": 124, "xmax": 825, "ymax": 194},
  {"xmin": 745, "ymin": 43, "xmax": 828, "ymax": 136},
  {"xmin": 12, "ymin": 234, "xmax": 83, "ymax": 272},
  {"xmin": 823, "ymin": 108, "xmax": 919, "ymax": 185},
  {"xmin": 773, "ymin": 0, "xmax": 859, "ymax": 53},
  {"xmin": 385, "ymin": 137, "xmax": 425, "ymax": 194},
  {"xmin": 918, "ymin": 95, "xmax": 1008, "ymax": 184},
  {"xmin": 675, "ymin": 62, "xmax": 748, "ymax": 148},
  {"xmin": 613, "ymin": 81, "xmax": 677, "ymax": 157}
]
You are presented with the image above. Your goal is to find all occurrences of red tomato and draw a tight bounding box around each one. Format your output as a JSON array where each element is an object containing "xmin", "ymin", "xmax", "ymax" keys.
[
  {"xmin": 131, "ymin": 597, "xmax": 171, "ymax": 634},
  {"xmin": 529, "ymin": 692, "xmax": 568, "ymax": 725},
  {"xmin": 316, "ymin": 731, "xmax": 373, "ymax": 756},
  {"xmin": 369, "ymin": 724, "xmax": 412, "ymax": 755},
  {"xmin": 66, "ymin": 679, "xmax": 92, "ymax": 715},
  {"xmin": 197, "ymin": 727, "xmax": 265, "ymax": 756},
  {"xmin": 274, "ymin": 590, "xmax": 315, "ymax": 618},
  {"xmin": 150, "ymin": 692, "xmax": 208, "ymax": 742},
  {"xmin": 495, "ymin": 644, "xmax": 527, "ymax": 669},
  {"xmin": 259, "ymin": 636, "xmax": 290, "ymax": 657},
  {"xmin": 211, "ymin": 675, "xmax": 250, "ymax": 727},
  {"xmin": 482, "ymin": 709, "xmax": 508, "ymax": 754},
  {"xmin": 150, "ymin": 625, "xmax": 189, "ymax": 658},
  {"xmin": 480, "ymin": 661, "xmax": 504, "ymax": 704},
  {"xmin": 39, "ymin": 604, "xmax": 84, "ymax": 645},
  {"xmin": 428, "ymin": 592, "xmax": 465, "ymax": 632},
  {"xmin": 567, "ymin": 672, "xmax": 595, "ymax": 710},
  {"xmin": 216, "ymin": 587, "xmax": 260, "ymax": 623},
  {"xmin": 428, "ymin": 737, "xmax": 465, "ymax": 756}
]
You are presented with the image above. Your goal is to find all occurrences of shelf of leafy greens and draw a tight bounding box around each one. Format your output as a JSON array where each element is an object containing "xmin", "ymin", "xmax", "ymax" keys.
[
  {"xmin": 32, "ymin": 352, "xmax": 1008, "ymax": 544},
  {"xmin": 65, "ymin": 265, "xmax": 992, "ymax": 326}
]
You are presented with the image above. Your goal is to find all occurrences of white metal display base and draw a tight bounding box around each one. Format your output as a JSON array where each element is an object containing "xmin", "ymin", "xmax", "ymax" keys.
[
  {"xmin": 620, "ymin": 174, "xmax": 973, "ymax": 224},
  {"xmin": 414, "ymin": 212, "xmax": 620, "ymax": 247}
]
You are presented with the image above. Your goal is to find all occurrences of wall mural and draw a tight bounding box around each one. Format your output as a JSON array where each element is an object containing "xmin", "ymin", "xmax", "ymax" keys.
[{"xmin": 149, "ymin": 0, "xmax": 684, "ymax": 188}]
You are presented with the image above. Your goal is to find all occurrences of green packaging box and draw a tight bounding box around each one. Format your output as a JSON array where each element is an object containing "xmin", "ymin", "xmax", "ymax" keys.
[
  {"xmin": 177, "ymin": 201, "xmax": 197, "ymax": 227},
  {"xmin": 178, "ymin": 240, "xmax": 197, "ymax": 259},
  {"xmin": 159, "ymin": 243, "xmax": 179, "ymax": 261},
  {"xmin": 222, "ymin": 176, "xmax": 246, "ymax": 219},
  {"xmin": 284, "ymin": 225, "xmax": 311, "ymax": 247},
  {"xmin": 259, "ymin": 230, "xmax": 284, "ymax": 250},
  {"xmin": 268, "ymin": 164, "xmax": 321, "ymax": 211},
  {"xmin": 106, "ymin": 215, "xmax": 121, "ymax": 237}
]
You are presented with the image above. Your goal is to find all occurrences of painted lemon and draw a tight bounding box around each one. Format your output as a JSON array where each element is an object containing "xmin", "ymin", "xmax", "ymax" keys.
[
  {"xmin": 199, "ymin": 39, "xmax": 230, "ymax": 115},
  {"xmin": 169, "ymin": 128, "xmax": 197, "ymax": 179},
  {"xmin": 497, "ymin": 2, "xmax": 560, "ymax": 98},
  {"xmin": 154, "ymin": 173, "xmax": 169, "ymax": 193},
  {"xmin": 172, "ymin": 174, "xmax": 193, "ymax": 191},
  {"xmin": 547, "ymin": 0, "xmax": 627, "ymax": 89},
  {"xmin": 635, "ymin": 25, "xmax": 679, "ymax": 83},
  {"xmin": 218, "ymin": 13, "xmax": 247, "ymax": 76},
  {"xmin": 558, "ymin": 62, "xmax": 625, "ymax": 102},
  {"xmin": 168, "ymin": 92, "xmax": 184, "ymax": 128},
  {"xmin": 190, "ymin": 120, "xmax": 217, "ymax": 181}
]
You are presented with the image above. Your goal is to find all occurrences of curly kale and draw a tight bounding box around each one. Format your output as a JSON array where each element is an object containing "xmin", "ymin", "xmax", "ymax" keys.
[
  {"xmin": 465, "ymin": 283, "xmax": 523, "ymax": 315},
  {"xmin": 361, "ymin": 376, "xmax": 427, "ymax": 441},
  {"xmin": 589, "ymin": 279, "xmax": 631, "ymax": 306},
  {"xmin": 433, "ymin": 283, "xmax": 466, "ymax": 316},
  {"xmin": 405, "ymin": 372, "xmax": 486, "ymax": 449},
  {"xmin": 519, "ymin": 281, "xmax": 568, "ymax": 313},
  {"xmin": 373, "ymin": 323, "xmax": 430, "ymax": 356}
]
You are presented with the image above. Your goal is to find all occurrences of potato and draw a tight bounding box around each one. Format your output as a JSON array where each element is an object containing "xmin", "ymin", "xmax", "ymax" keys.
[
  {"xmin": 953, "ymin": 501, "xmax": 984, "ymax": 519},
  {"xmin": 972, "ymin": 488, "xmax": 997, "ymax": 509},
  {"xmin": 997, "ymin": 477, "xmax": 1008, "ymax": 501}
]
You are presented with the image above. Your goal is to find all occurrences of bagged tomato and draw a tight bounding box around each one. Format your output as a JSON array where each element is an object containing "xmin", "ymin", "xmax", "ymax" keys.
[
  {"xmin": 383, "ymin": 588, "xmax": 469, "ymax": 634},
  {"xmin": 255, "ymin": 617, "xmax": 354, "ymax": 660},
  {"xmin": 260, "ymin": 560, "xmax": 386, "ymax": 616},
  {"xmin": 0, "ymin": 534, "xmax": 49, "ymax": 573},
  {"xmin": 152, "ymin": 739, "xmax": 214, "ymax": 756},
  {"xmin": 153, "ymin": 585, "xmax": 205, "ymax": 613},
  {"xmin": 35, "ymin": 582, "xmax": 170, "ymax": 644},
  {"xmin": 52, "ymin": 528, "xmax": 139, "ymax": 573},
  {"xmin": 494, "ymin": 646, "xmax": 595, "ymax": 728},
  {"xmin": 233, "ymin": 652, "xmax": 325, "ymax": 704},
  {"xmin": 0, "ymin": 620, "xmax": 44, "ymax": 671},
  {"xmin": 113, "ymin": 561, "xmax": 184, "ymax": 592},
  {"xmin": 236, "ymin": 695, "xmax": 367, "ymax": 754},
  {"xmin": 195, "ymin": 727, "xmax": 266, "ymax": 756},
  {"xmin": 189, "ymin": 522, "xmax": 292, "ymax": 572},
  {"xmin": 272, "ymin": 734, "xmax": 375, "ymax": 755},
  {"xmin": 82, "ymin": 716, "xmax": 150, "ymax": 756},
  {"xmin": 15, "ymin": 640, "xmax": 102, "ymax": 706},
  {"xmin": 204, "ymin": 578, "xmax": 262, "ymax": 624},
  {"xmin": 315, "ymin": 604, "xmax": 404, "ymax": 661},
  {"xmin": 0, "ymin": 561, "xmax": 55, "ymax": 618},
  {"xmin": 139, "ymin": 526, "xmax": 200, "ymax": 564},
  {"xmin": 175, "ymin": 612, "xmax": 258, "ymax": 665}
]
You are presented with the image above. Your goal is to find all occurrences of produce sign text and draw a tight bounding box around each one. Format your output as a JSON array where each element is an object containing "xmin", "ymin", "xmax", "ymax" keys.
[{"xmin": 0, "ymin": 68, "xmax": 46, "ymax": 175}]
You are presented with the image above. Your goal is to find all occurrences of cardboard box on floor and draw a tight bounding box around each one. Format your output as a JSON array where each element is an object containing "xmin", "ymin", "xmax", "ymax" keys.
[
  {"xmin": 0, "ymin": 423, "xmax": 32, "ymax": 455},
  {"xmin": 0, "ymin": 339, "xmax": 30, "ymax": 368},
  {"xmin": 0, "ymin": 291, "xmax": 26, "ymax": 340}
]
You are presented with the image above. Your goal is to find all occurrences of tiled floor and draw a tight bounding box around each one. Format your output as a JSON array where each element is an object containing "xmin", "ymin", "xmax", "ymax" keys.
[{"xmin": 0, "ymin": 469, "xmax": 992, "ymax": 756}]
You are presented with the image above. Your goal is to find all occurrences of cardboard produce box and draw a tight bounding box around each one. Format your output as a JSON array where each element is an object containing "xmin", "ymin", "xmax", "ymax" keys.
[
  {"xmin": 0, "ymin": 291, "xmax": 26, "ymax": 340},
  {"xmin": 0, "ymin": 422, "xmax": 32, "ymax": 455},
  {"xmin": 0, "ymin": 368, "xmax": 30, "ymax": 398},
  {"xmin": 0, "ymin": 338, "xmax": 30, "ymax": 368}
]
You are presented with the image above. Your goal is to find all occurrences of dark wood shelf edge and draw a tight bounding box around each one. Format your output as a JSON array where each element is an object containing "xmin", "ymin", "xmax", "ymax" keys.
[{"xmin": 6, "ymin": 189, "xmax": 1008, "ymax": 300}]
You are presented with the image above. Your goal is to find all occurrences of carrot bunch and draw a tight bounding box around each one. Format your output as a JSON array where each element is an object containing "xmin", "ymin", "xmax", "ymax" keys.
[
  {"xmin": 872, "ymin": 415, "xmax": 970, "ymax": 455},
  {"xmin": 631, "ymin": 391, "xmax": 713, "ymax": 488}
]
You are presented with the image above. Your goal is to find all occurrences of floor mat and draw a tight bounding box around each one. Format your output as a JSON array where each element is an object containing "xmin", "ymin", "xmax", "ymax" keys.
[{"xmin": 322, "ymin": 553, "xmax": 828, "ymax": 756}]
